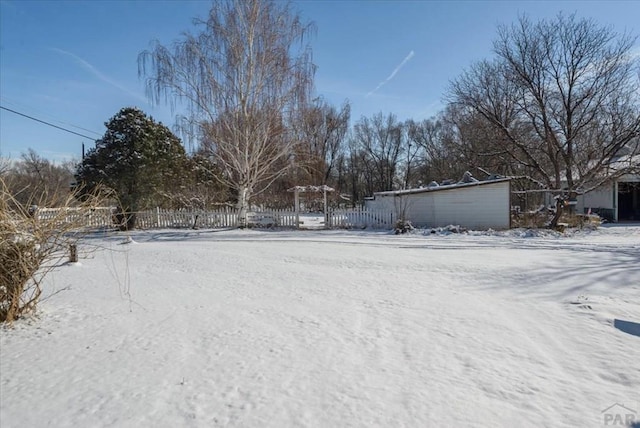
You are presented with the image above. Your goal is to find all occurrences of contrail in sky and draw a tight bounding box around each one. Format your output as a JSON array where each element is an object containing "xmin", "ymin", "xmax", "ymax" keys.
[
  {"xmin": 367, "ymin": 50, "xmax": 415, "ymax": 97},
  {"xmin": 51, "ymin": 47, "xmax": 147, "ymax": 103}
]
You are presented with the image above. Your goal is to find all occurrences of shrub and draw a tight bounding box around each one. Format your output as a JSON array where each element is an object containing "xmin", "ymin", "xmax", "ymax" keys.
[
  {"xmin": 394, "ymin": 219, "xmax": 415, "ymax": 234},
  {"xmin": 0, "ymin": 178, "xmax": 104, "ymax": 324}
]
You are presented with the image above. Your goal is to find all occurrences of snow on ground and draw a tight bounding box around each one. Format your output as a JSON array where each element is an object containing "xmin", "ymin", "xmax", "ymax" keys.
[{"xmin": 1, "ymin": 225, "xmax": 639, "ymax": 428}]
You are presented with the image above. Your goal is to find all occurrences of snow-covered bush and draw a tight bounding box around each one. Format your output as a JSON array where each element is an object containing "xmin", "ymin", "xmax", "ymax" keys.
[
  {"xmin": 394, "ymin": 219, "xmax": 415, "ymax": 234},
  {"xmin": 426, "ymin": 225, "xmax": 467, "ymax": 235}
]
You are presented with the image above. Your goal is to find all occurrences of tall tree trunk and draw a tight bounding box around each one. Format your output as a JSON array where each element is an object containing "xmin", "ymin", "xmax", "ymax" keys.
[
  {"xmin": 549, "ymin": 197, "xmax": 564, "ymax": 230},
  {"xmin": 237, "ymin": 186, "xmax": 250, "ymax": 228}
]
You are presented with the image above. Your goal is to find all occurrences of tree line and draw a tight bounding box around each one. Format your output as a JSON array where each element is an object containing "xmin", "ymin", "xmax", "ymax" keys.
[{"xmin": 3, "ymin": 1, "xmax": 638, "ymax": 229}]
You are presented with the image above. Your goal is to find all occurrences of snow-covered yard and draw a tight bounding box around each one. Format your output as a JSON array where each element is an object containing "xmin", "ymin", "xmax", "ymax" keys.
[{"xmin": 1, "ymin": 225, "xmax": 639, "ymax": 427}]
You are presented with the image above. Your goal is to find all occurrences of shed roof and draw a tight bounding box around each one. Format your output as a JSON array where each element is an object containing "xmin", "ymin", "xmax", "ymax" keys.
[{"xmin": 372, "ymin": 177, "xmax": 511, "ymax": 197}]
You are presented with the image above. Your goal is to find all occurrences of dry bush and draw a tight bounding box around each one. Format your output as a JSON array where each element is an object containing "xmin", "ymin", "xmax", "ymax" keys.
[
  {"xmin": 0, "ymin": 178, "xmax": 106, "ymax": 324},
  {"xmin": 511, "ymin": 211, "xmax": 550, "ymax": 229},
  {"xmin": 512, "ymin": 210, "xmax": 601, "ymax": 230},
  {"xmin": 558, "ymin": 213, "xmax": 602, "ymax": 229}
]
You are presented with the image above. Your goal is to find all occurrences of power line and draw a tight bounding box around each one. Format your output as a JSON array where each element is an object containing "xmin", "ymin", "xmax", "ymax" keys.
[
  {"xmin": 0, "ymin": 105, "xmax": 100, "ymax": 140},
  {"xmin": 0, "ymin": 96, "xmax": 103, "ymax": 137}
]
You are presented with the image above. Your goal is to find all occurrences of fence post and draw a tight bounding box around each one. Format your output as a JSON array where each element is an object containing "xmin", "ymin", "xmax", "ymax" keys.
[
  {"xmin": 69, "ymin": 244, "xmax": 78, "ymax": 263},
  {"xmin": 294, "ymin": 189, "xmax": 300, "ymax": 229}
]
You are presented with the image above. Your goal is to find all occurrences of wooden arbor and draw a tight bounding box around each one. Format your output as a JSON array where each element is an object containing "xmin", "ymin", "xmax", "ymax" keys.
[{"xmin": 287, "ymin": 185, "xmax": 335, "ymax": 229}]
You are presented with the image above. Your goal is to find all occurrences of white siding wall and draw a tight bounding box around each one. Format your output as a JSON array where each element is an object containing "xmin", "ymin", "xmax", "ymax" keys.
[
  {"xmin": 366, "ymin": 181, "xmax": 511, "ymax": 230},
  {"xmin": 578, "ymin": 183, "xmax": 614, "ymax": 213}
]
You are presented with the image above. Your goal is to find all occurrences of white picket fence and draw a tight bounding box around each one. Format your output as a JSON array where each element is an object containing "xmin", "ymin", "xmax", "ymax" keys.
[
  {"xmin": 328, "ymin": 207, "xmax": 395, "ymax": 229},
  {"xmin": 35, "ymin": 206, "xmax": 394, "ymax": 230},
  {"xmin": 36, "ymin": 207, "xmax": 114, "ymax": 227},
  {"xmin": 139, "ymin": 207, "xmax": 239, "ymax": 229}
]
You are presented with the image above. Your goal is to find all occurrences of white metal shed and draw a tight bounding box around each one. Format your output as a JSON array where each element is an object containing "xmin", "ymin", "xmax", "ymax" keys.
[{"xmin": 364, "ymin": 178, "xmax": 512, "ymax": 230}]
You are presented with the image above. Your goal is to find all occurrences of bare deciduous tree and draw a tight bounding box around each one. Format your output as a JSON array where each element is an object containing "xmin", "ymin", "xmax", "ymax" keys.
[
  {"xmin": 406, "ymin": 117, "xmax": 455, "ymax": 184},
  {"xmin": 441, "ymin": 105, "xmax": 518, "ymax": 178},
  {"xmin": 352, "ymin": 113, "xmax": 405, "ymax": 192},
  {"xmin": 296, "ymin": 98, "xmax": 350, "ymax": 185},
  {"xmin": 449, "ymin": 13, "xmax": 640, "ymax": 226},
  {"xmin": 3, "ymin": 149, "xmax": 75, "ymax": 208},
  {"xmin": 0, "ymin": 157, "xmax": 12, "ymax": 177},
  {"xmin": 138, "ymin": 0, "xmax": 315, "ymax": 226}
]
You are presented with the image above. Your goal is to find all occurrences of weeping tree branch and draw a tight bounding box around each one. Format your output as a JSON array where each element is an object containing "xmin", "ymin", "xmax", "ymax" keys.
[{"xmin": 138, "ymin": 0, "xmax": 316, "ymax": 227}]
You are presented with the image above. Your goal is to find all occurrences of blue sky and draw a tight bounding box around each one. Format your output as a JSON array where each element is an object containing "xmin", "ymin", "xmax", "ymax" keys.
[{"xmin": 1, "ymin": 0, "xmax": 639, "ymax": 163}]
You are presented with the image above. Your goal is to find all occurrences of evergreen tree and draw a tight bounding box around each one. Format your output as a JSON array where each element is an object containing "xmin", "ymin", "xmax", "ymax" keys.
[{"xmin": 76, "ymin": 107, "xmax": 186, "ymax": 230}]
